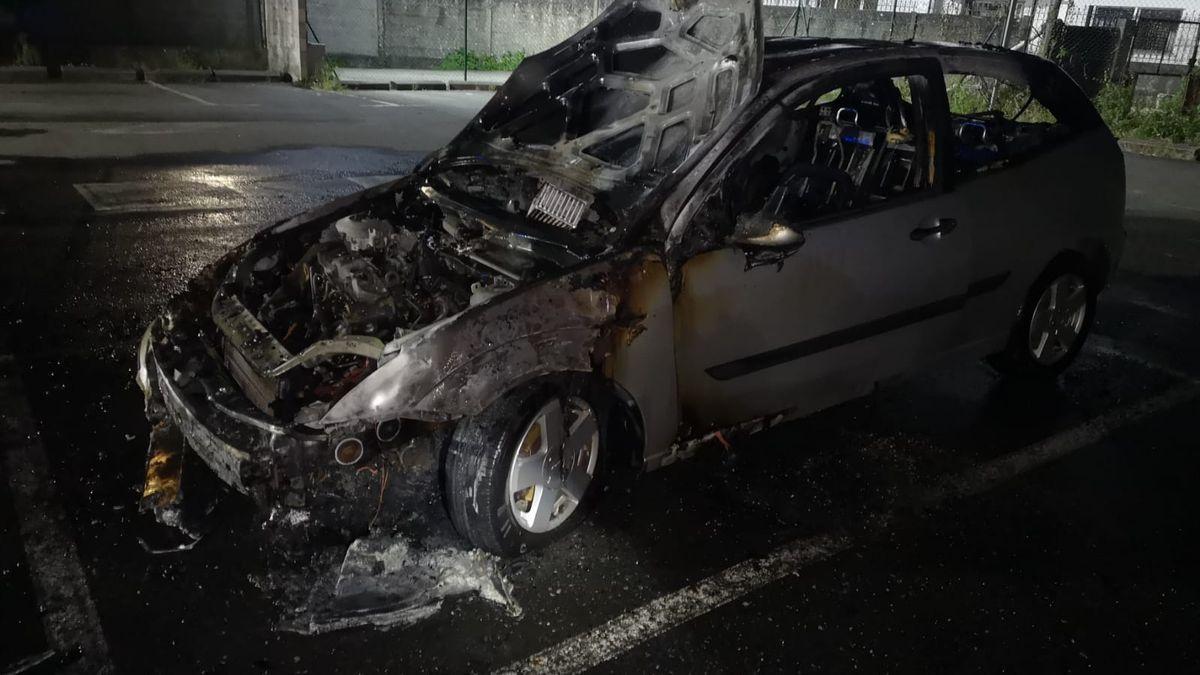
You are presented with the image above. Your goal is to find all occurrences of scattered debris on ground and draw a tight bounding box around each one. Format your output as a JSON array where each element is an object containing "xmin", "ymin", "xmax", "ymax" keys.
[{"xmin": 281, "ymin": 534, "xmax": 522, "ymax": 634}]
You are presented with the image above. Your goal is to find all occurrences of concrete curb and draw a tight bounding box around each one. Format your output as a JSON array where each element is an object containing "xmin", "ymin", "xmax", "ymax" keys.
[
  {"xmin": 341, "ymin": 80, "xmax": 501, "ymax": 92},
  {"xmin": 0, "ymin": 67, "xmax": 282, "ymax": 85},
  {"xmin": 149, "ymin": 70, "xmax": 283, "ymax": 84},
  {"xmin": 1119, "ymin": 138, "xmax": 1200, "ymax": 161}
]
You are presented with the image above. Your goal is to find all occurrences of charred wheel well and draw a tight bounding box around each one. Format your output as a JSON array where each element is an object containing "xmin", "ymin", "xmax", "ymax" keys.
[
  {"xmin": 434, "ymin": 372, "xmax": 646, "ymax": 512},
  {"xmin": 602, "ymin": 379, "xmax": 647, "ymax": 471},
  {"xmin": 1047, "ymin": 245, "xmax": 1111, "ymax": 290}
]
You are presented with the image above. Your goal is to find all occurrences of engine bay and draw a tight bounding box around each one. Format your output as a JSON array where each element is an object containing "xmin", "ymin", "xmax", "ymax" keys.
[{"xmin": 214, "ymin": 170, "xmax": 605, "ymax": 423}]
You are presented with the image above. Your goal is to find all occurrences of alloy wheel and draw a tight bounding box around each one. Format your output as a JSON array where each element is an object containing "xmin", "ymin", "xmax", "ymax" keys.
[
  {"xmin": 1027, "ymin": 272, "xmax": 1088, "ymax": 366},
  {"xmin": 506, "ymin": 396, "xmax": 599, "ymax": 533}
]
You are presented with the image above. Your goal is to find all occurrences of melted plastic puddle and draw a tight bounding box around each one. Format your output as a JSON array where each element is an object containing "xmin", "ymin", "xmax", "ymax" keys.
[{"xmin": 282, "ymin": 535, "xmax": 522, "ymax": 634}]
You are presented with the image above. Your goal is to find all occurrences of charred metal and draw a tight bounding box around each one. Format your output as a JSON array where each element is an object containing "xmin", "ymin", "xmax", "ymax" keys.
[{"xmin": 135, "ymin": 0, "xmax": 1121, "ymax": 589}]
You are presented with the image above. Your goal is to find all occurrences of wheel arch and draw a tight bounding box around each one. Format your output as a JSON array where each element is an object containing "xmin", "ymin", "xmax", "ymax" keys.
[
  {"xmin": 602, "ymin": 378, "xmax": 648, "ymax": 470},
  {"xmin": 1042, "ymin": 246, "xmax": 1106, "ymax": 290}
]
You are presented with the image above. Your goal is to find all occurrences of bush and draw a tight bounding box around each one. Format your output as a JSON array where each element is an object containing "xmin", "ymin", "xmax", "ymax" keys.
[
  {"xmin": 303, "ymin": 57, "xmax": 343, "ymax": 91},
  {"xmin": 1095, "ymin": 82, "xmax": 1200, "ymax": 145},
  {"xmin": 438, "ymin": 49, "xmax": 524, "ymax": 72}
]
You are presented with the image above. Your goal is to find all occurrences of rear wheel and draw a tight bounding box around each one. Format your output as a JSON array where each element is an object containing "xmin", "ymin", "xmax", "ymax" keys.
[
  {"xmin": 990, "ymin": 260, "xmax": 1096, "ymax": 380},
  {"xmin": 444, "ymin": 377, "xmax": 605, "ymax": 556}
]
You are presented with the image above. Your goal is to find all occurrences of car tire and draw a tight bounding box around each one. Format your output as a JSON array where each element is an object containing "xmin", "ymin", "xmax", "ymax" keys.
[
  {"xmin": 989, "ymin": 258, "xmax": 1097, "ymax": 380},
  {"xmin": 444, "ymin": 375, "xmax": 607, "ymax": 556}
]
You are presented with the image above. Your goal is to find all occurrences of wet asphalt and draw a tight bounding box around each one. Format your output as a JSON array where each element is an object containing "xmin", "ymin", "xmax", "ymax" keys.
[{"xmin": 1, "ymin": 82, "xmax": 1199, "ymax": 673}]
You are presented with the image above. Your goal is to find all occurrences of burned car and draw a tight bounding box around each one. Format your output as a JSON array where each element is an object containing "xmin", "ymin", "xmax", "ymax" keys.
[{"xmin": 137, "ymin": 0, "xmax": 1124, "ymax": 555}]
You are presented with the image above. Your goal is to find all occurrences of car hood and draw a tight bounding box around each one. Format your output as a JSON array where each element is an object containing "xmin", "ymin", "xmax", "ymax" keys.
[{"xmin": 421, "ymin": 0, "xmax": 763, "ymax": 223}]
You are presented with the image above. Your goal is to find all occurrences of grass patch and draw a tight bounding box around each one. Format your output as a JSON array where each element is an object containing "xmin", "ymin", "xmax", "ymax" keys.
[
  {"xmin": 944, "ymin": 73, "xmax": 1057, "ymax": 124},
  {"xmin": 303, "ymin": 57, "xmax": 343, "ymax": 91},
  {"xmin": 1095, "ymin": 82, "xmax": 1200, "ymax": 145},
  {"xmin": 437, "ymin": 49, "xmax": 524, "ymax": 72}
]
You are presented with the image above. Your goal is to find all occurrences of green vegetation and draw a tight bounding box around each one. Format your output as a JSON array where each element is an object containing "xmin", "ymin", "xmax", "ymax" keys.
[
  {"xmin": 13, "ymin": 34, "xmax": 41, "ymax": 66},
  {"xmin": 303, "ymin": 57, "xmax": 343, "ymax": 91},
  {"xmin": 438, "ymin": 49, "xmax": 525, "ymax": 72},
  {"xmin": 1094, "ymin": 82, "xmax": 1200, "ymax": 145},
  {"xmin": 944, "ymin": 74, "xmax": 1057, "ymax": 124}
]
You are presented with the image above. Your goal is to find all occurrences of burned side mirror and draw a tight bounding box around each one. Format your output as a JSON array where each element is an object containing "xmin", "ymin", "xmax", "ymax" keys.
[
  {"xmin": 732, "ymin": 208, "xmax": 805, "ymax": 249},
  {"xmin": 731, "ymin": 178, "xmax": 804, "ymax": 250}
]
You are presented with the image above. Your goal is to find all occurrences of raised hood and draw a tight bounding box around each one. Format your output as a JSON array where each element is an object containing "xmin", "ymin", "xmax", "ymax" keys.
[{"xmin": 425, "ymin": 0, "xmax": 763, "ymax": 211}]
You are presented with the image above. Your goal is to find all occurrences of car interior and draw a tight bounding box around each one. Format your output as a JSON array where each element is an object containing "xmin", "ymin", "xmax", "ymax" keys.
[
  {"xmin": 727, "ymin": 75, "xmax": 930, "ymax": 229},
  {"xmin": 945, "ymin": 73, "xmax": 1072, "ymax": 175}
]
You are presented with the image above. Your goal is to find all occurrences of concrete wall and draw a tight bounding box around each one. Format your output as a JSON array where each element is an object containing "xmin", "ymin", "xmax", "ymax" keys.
[
  {"xmin": 5, "ymin": 0, "xmax": 266, "ymax": 66},
  {"xmin": 308, "ymin": 0, "xmax": 380, "ymax": 57},
  {"xmin": 265, "ymin": 0, "xmax": 305, "ymax": 80},
  {"xmin": 315, "ymin": 0, "xmax": 1024, "ymax": 67},
  {"xmin": 378, "ymin": 0, "xmax": 599, "ymax": 66},
  {"xmin": 8, "ymin": 0, "xmax": 262, "ymax": 50},
  {"xmin": 124, "ymin": 0, "xmax": 263, "ymax": 51},
  {"xmin": 764, "ymin": 6, "xmax": 1024, "ymax": 44}
]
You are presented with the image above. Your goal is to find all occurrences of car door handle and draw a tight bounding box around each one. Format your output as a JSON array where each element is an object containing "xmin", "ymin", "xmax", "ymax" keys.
[{"xmin": 910, "ymin": 218, "xmax": 958, "ymax": 241}]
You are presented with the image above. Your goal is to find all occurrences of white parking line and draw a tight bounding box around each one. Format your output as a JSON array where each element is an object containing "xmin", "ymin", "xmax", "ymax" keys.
[
  {"xmin": 333, "ymin": 90, "xmax": 422, "ymax": 108},
  {"xmin": 74, "ymin": 180, "xmax": 241, "ymax": 214},
  {"xmin": 499, "ymin": 375, "xmax": 1200, "ymax": 674},
  {"xmin": 0, "ymin": 359, "xmax": 111, "ymax": 672},
  {"xmin": 147, "ymin": 80, "xmax": 216, "ymax": 106},
  {"xmin": 360, "ymin": 97, "xmax": 410, "ymax": 108},
  {"xmin": 1088, "ymin": 333, "xmax": 1196, "ymax": 383}
]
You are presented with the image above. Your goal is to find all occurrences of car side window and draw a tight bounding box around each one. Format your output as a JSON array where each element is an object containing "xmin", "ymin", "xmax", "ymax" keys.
[
  {"xmin": 700, "ymin": 71, "xmax": 935, "ymax": 246},
  {"xmin": 944, "ymin": 70, "xmax": 1072, "ymax": 176}
]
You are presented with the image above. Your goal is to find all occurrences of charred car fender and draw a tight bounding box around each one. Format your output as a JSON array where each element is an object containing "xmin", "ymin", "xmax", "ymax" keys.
[{"xmin": 320, "ymin": 250, "xmax": 680, "ymax": 464}]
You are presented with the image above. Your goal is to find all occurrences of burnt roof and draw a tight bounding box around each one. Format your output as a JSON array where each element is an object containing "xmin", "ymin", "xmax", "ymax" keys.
[
  {"xmin": 762, "ymin": 36, "xmax": 1037, "ymax": 67},
  {"xmin": 760, "ymin": 36, "xmax": 1054, "ymax": 84}
]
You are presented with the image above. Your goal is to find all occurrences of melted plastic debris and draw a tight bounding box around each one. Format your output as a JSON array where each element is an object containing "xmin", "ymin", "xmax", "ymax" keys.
[
  {"xmin": 284, "ymin": 535, "xmax": 522, "ymax": 634},
  {"xmin": 268, "ymin": 507, "xmax": 312, "ymax": 528}
]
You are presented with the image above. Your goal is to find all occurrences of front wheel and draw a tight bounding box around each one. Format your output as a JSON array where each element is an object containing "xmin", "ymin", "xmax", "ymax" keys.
[
  {"xmin": 990, "ymin": 261, "xmax": 1096, "ymax": 380},
  {"xmin": 444, "ymin": 377, "xmax": 606, "ymax": 556}
]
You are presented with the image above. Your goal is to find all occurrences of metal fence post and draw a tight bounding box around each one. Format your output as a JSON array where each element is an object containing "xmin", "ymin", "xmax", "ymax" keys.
[
  {"xmin": 1000, "ymin": 0, "xmax": 1019, "ymax": 48},
  {"xmin": 463, "ymin": 0, "xmax": 469, "ymax": 82},
  {"xmin": 1039, "ymin": 0, "xmax": 1063, "ymax": 56}
]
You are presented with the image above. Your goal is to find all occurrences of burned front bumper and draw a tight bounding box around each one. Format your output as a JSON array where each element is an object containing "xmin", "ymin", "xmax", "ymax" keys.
[
  {"xmin": 137, "ymin": 320, "xmax": 331, "ymax": 507},
  {"xmin": 136, "ymin": 314, "xmax": 444, "ymax": 540}
]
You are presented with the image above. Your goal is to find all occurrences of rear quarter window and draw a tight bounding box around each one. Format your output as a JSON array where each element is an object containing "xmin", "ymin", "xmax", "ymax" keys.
[{"xmin": 942, "ymin": 55, "xmax": 1102, "ymax": 177}]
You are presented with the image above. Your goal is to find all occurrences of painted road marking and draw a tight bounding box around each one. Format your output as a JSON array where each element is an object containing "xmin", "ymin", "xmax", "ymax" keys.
[
  {"xmin": 75, "ymin": 173, "xmax": 387, "ymax": 215},
  {"xmin": 499, "ymin": 374, "xmax": 1200, "ymax": 674},
  {"xmin": 147, "ymin": 80, "xmax": 216, "ymax": 106},
  {"xmin": 360, "ymin": 97, "xmax": 409, "ymax": 108},
  {"xmin": 75, "ymin": 180, "xmax": 240, "ymax": 214},
  {"xmin": 334, "ymin": 90, "xmax": 424, "ymax": 108},
  {"xmin": 1089, "ymin": 333, "xmax": 1196, "ymax": 383},
  {"xmin": 1, "ymin": 358, "xmax": 111, "ymax": 673}
]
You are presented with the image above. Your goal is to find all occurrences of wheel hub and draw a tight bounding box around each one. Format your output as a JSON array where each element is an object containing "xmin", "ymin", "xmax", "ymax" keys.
[
  {"xmin": 506, "ymin": 396, "xmax": 599, "ymax": 534},
  {"xmin": 1027, "ymin": 273, "xmax": 1088, "ymax": 366}
]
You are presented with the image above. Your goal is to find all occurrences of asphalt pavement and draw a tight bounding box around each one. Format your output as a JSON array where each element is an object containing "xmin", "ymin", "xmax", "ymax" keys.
[
  {"xmin": 1, "ymin": 81, "xmax": 1198, "ymax": 673},
  {"xmin": 0, "ymin": 80, "xmax": 492, "ymax": 158}
]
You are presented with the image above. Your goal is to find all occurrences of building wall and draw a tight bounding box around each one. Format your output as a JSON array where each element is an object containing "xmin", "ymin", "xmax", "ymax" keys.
[
  {"xmin": 308, "ymin": 0, "xmax": 380, "ymax": 56},
  {"xmin": 265, "ymin": 0, "xmax": 305, "ymax": 80},
  {"xmin": 378, "ymin": 0, "xmax": 600, "ymax": 66},
  {"xmin": 12, "ymin": 0, "xmax": 262, "ymax": 50},
  {"xmin": 5, "ymin": 0, "xmax": 266, "ymax": 67},
  {"xmin": 312, "ymin": 0, "xmax": 1022, "ymax": 67},
  {"xmin": 124, "ymin": 0, "xmax": 264, "ymax": 50}
]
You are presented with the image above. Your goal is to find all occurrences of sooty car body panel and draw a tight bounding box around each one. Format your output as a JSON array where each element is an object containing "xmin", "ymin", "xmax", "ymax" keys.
[{"xmin": 136, "ymin": 4, "xmax": 1124, "ymax": 531}]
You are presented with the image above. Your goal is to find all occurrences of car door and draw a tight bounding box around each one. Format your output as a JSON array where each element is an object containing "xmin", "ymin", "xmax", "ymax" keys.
[
  {"xmin": 940, "ymin": 54, "xmax": 1123, "ymax": 352},
  {"xmin": 671, "ymin": 59, "xmax": 975, "ymax": 432}
]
